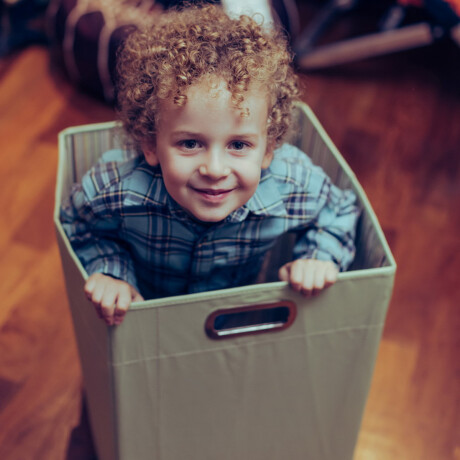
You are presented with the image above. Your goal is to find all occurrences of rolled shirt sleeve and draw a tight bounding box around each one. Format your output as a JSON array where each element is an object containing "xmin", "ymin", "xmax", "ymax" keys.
[
  {"xmin": 292, "ymin": 167, "xmax": 359, "ymax": 272},
  {"xmin": 60, "ymin": 161, "xmax": 140, "ymax": 291}
]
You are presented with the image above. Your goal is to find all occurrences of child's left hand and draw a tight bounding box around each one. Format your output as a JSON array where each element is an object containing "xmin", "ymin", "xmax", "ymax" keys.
[{"xmin": 278, "ymin": 259, "xmax": 338, "ymax": 297}]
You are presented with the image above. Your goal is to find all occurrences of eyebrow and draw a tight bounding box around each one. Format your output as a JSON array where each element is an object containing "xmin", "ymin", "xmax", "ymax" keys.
[
  {"xmin": 170, "ymin": 131, "xmax": 202, "ymax": 138},
  {"xmin": 170, "ymin": 131, "xmax": 260, "ymax": 139}
]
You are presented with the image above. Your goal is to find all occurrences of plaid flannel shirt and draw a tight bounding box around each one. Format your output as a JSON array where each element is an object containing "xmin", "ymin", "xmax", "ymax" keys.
[{"xmin": 61, "ymin": 144, "xmax": 359, "ymax": 299}]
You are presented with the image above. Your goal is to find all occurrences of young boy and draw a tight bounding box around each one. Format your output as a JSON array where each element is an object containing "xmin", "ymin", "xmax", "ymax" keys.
[{"xmin": 61, "ymin": 4, "xmax": 359, "ymax": 326}]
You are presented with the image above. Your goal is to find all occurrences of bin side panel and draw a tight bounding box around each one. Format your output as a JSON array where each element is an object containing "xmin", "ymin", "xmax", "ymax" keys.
[
  {"xmin": 128, "ymin": 276, "xmax": 392, "ymax": 359},
  {"xmin": 71, "ymin": 127, "xmax": 122, "ymax": 182},
  {"xmin": 151, "ymin": 325, "xmax": 384, "ymax": 460},
  {"xmin": 110, "ymin": 272, "xmax": 393, "ymax": 460},
  {"xmin": 110, "ymin": 310, "xmax": 162, "ymax": 459},
  {"xmin": 350, "ymin": 209, "xmax": 391, "ymax": 271},
  {"xmin": 289, "ymin": 105, "xmax": 393, "ymax": 272},
  {"xmin": 288, "ymin": 108, "xmax": 342, "ymax": 187},
  {"xmin": 113, "ymin": 357, "xmax": 161, "ymax": 459},
  {"xmin": 56, "ymin": 229, "xmax": 118, "ymax": 460}
]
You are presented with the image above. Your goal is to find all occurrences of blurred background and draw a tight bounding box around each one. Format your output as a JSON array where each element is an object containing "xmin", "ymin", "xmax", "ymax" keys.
[{"xmin": 0, "ymin": 1, "xmax": 459, "ymax": 459}]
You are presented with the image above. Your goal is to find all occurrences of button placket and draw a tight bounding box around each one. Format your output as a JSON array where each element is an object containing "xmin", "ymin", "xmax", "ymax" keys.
[{"xmin": 188, "ymin": 228, "xmax": 214, "ymax": 291}]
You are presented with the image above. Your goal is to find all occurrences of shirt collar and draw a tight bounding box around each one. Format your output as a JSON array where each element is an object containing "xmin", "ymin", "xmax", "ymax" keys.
[
  {"xmin": 125, "ymin": 162, "xmax": 169, "ymax": 207},
  {"xmin": 226, "ymin": 169, "xmax": 287, "ymax": 223}
]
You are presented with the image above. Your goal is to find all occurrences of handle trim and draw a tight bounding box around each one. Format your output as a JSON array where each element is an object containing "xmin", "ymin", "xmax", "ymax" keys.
[{"xmin": 205, "ymin": 300, "xmax": 297, "ymax": 340}]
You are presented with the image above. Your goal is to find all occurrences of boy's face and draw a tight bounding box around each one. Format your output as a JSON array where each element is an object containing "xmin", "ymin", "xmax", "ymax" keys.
[{"xmin": 143, "ymin": 79, "xmax": 273, "ymax": 223}]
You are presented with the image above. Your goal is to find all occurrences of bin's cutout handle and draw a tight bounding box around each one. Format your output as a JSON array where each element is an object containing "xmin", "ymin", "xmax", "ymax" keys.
[{"xmin": 205, "ymin": 300, "xmax": 297, "ymax": 340}]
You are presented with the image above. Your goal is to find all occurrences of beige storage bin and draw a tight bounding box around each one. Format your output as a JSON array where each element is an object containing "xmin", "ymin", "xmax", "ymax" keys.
[{"xmin": 54, "ymin": 102, "xmax": 396, "ymax": 460}]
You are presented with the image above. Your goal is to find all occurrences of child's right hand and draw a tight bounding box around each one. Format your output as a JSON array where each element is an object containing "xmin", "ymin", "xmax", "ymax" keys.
[{"xmin": 84, "ymin": 273, "xmax": 144, "ymax": 326}]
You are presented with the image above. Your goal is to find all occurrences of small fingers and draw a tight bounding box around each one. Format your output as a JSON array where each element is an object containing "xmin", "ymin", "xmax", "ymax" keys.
[
  {"xmin": 85, "ymin": 276, "xmax": 109, "ymax": 319},
  {"xmin": 295, "ymin": 262, "xmax": 315, "ymax": 296},
  {"xmin": 283, "ymin": 260, "xmax": 314, "ymax": 296},
  {"xmin": 101, "ymin": 301, "xmax": 117, "ymax": 326},
  {"xmin": 84, "ymin": 274, "xmax": 137, "ymax": 326},
  {"xmin": 97, "ymin": 285, "xmax": 118, "ymax": 326},
  {"xmin": 324, "ymin": 263, "xmax": 338, "ymax": 287},
  {"xmin": 310, "ymin": 261, "xmax": 338, "ymax": 296},
  {"xmin": 280, "ymin": 260, "xmax": 338, "ymax": 297},
  {"xmin": 113, "ymin": 288, "xmax": 144, "ymax": 325},
  {"xmin": 113, "ymin": 286, "xmax": 132, "ymax": 326},
  {"xmin": 310, "ymin": 263, "xmax": 328, "ymax": 296},
  {"xmin": 84, "ymin": 278, "xmax": 103, "ymax": 319},
  {"xmin": 113, "ymin": 286, "xmax": 145, "ymax": 325},
  {"xmin": 84, "ymin": 273, "xmax": 101, "ymax": 300}
]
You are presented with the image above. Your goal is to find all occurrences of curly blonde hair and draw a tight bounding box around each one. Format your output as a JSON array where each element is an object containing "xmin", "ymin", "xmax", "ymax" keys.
[{"xmin": 116, "ymin": 2, "xmax": 299, "ymax": 149}]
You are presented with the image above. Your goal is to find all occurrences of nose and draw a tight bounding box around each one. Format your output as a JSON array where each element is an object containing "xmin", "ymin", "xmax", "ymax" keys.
[{"xmin": 199, "ymin": 149, "xmax": 230, "ymax": 179}]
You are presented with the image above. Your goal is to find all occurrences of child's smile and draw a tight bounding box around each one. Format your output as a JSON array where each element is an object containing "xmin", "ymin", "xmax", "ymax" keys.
[
  {"xmin": 191, "ymin": 187, "xmax": 236, "ymax": 203},
  {"xmin": 143, "ymin": 78, "xmax": 274, "ymax": 223}
]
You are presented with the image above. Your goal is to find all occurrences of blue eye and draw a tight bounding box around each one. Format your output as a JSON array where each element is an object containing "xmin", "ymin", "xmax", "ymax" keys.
[
  {"xmin": 231, "ymin": 141, "xmax": 247, "ymax": 150},
  {"xmin": 180, "ymin": 140, "xmax": 198, "ymax": 149}
]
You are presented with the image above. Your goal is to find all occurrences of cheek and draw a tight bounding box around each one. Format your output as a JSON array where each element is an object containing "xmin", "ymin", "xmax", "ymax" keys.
[
  {"xmin": 234, "ymin": 160, "xmax": 263, "ymax": 188},
  {"xmin": 162, "ymin": 157, "xmax": 194, "ymax": 185}
]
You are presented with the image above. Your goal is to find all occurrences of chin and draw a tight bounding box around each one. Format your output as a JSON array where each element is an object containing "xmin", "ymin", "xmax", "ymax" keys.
[
  {"xmin": 191, "ymin": 208, "xmax": 231, "ymax": 224},
  {"xmin": 194, "ymin": 214, "xmax": 226, "ymax": 224}
]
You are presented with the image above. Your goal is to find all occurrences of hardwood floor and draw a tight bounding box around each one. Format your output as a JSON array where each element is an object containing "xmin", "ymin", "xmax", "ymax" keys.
[
  {"xmin": 0, "ymin": 17, "xmax": 459, "ymax": 460},
  {"xmin": 0, "ymin": 46, "xmax": 114, "ymax": 460}
]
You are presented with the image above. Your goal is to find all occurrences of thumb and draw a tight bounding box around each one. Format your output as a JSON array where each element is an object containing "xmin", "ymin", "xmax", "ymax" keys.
[{"xmin": 278, "ymin": 262, "xmax": 291, "ymax": 282}]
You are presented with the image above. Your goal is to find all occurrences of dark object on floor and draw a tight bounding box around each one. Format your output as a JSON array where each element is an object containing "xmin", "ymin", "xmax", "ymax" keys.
[
  {"xmin": 0, "ymin": 0, "xmax": 49, "ymax": 56},
  {"xmin": 46, "ymin": 0, "xmax": 164, "ymax": 103},
  {"xmin": 66, "ymin": 394, "xmax": 98, "ymax": 460},
  {"xmin": 294, "ymin": 0, "xmax": 460, "ymax": 70}
]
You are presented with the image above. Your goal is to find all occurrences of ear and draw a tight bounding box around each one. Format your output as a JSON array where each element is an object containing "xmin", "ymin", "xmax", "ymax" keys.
[
  {"xmin": 142, "ymin": 143, "xmax": 159, "ymax": 166},
  {"xmin": 261, "ymin": 144, "xmax": 274, "ymax": 169}
]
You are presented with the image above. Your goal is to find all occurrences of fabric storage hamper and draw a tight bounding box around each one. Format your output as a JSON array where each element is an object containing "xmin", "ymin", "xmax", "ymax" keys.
[{"xmin": 54, "ymin": 102, "xmax": 396, "ymax": 460}]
